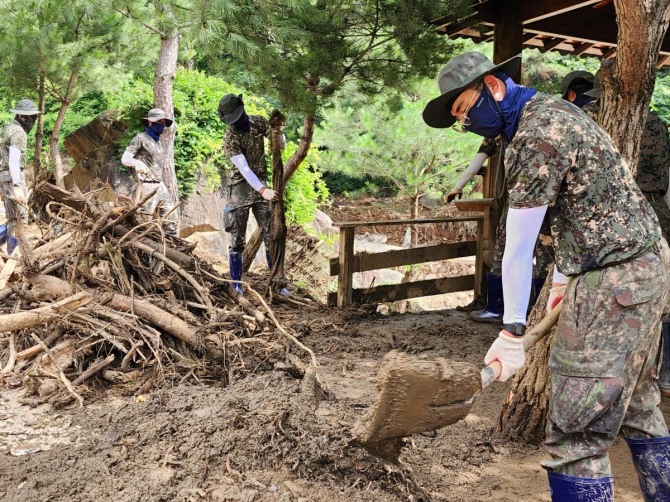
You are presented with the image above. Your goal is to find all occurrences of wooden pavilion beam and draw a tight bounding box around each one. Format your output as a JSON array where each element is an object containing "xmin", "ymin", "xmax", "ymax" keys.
[{"xmin": 475, "ymin": 0, "xmax": 603, "ymax": 25}]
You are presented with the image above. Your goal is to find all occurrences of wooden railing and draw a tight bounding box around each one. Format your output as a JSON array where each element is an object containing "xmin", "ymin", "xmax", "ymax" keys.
[{"xmin": 329, "ymin": 216, "xmax": 484, "ymax": 307}]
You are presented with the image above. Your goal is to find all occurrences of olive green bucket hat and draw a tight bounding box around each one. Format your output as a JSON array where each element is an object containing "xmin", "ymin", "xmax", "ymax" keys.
[
  {"xmin": 10, "ymin": 99, "xmax": 42, "ymax": 116},
  {"xmin": 423, "ymin": 52, "xmax": 522, "ymax": 129},
  {"xmin": 584, "ymin": 70, "xmax": 601, "ymax": 98},
  {"xmin": 560, "ymin": 70, "xmax": 594, "ymax": 99},
  {"xmin": 140, "ymin": 108, "xmax": 174, "ymax": 127},
  {"xmin": 218, "ymin": 93, "xmax": 245, "ymax": 124}
]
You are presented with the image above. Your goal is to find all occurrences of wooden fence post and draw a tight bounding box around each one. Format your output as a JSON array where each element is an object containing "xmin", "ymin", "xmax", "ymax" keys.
[{"xmin": 337, "ymin": 227, "xmax": 355, "ymax": 307}]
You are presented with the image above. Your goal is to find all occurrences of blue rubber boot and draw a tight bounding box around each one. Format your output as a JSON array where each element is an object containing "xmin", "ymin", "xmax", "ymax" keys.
[
  {"xmin": 626, "ymin": 436, "xmax": 670, "ymax": 502},
  {"xmin": 0, "ymin": 224, "xmax": 7, "ymax": 246},
  {"xmin": 659, "ymin": 322, "xmax": 670, "ymax": 397},
  {"xmin": 547, "ymin": 472, "xmax": 613, "ymax": 501},
  {"xmin": 228, "ymin": 251, "xmax": 244, "ymax": 295},
  {"xmin": 469, "ymin": 272, "xmax": 503, "ymax": 323}
]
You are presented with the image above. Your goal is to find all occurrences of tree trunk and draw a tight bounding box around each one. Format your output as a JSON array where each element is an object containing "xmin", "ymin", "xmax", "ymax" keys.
[
  {"xmin": 266, "ymin": 110, "xmax": 287, "ymax": 294},
  {"xmin": 153, "ymin": 13, "xmax": 180, "ymax": 230},
  {"xmin": 243, "ymin": 111, "xmax": 316, "ymax": 271},
  {"xmin": 33, "ymin": 72, "xmax": 46, "ymax": 185},
  {"xmin": 49, "ymin": 70, "xmax": 78, "ymax": 189},
  {"xmin": 599, "ymin": 1, "xmax": 670, "ymax": 173},
  {"xmin": 499, "ymin": 1, "xmax": 670, "ymax": 443},
  {"xmin": 498, "ymin": 274, "xmax": 553, "ymax": 442}
]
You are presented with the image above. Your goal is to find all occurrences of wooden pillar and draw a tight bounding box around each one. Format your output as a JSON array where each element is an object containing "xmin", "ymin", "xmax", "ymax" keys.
[
  {"xmin": 337, "ymin": 227, "xmax": 355, "ymax": 307},
  {"xmin": 476, "ymin": 4, "xmax": 523, "ymax": 293}
]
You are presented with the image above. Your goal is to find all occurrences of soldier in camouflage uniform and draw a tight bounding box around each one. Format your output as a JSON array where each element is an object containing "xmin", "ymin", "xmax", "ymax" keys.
[
  {"xmin": 0, "ymin": 99, "xmax": 41, "ymax": 253},
  {"xmin": 219, "ymin": 93, "xmax": 280, "ymax": 294},
  {"xmin": 581, "ymin": 71, "xmax": 670, "ymax": 401},
  {"xmin": 424, "ymin": 52, "xmax": 670, "ymax": 501},
  {"xmin": 121, "ymin": 108, "xmax": 178, "ymax": 237}
]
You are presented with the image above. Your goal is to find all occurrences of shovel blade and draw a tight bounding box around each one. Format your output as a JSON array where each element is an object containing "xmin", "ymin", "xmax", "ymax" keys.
[{"xmin": 353, "ymin": 351, "xmax": 482, "ymax": 443}]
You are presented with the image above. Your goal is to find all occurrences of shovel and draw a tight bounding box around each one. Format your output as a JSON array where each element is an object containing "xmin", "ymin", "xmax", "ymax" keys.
[{"xmin": 353, "ymin": 301, "xmax": 563, "ymax": 445}]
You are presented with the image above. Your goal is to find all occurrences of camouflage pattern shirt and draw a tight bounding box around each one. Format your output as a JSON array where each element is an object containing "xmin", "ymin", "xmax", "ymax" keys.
[
  {"xmin": 0, "ymin": 120, "xmax": 28, "ymax": 185},
  {"xmin": 124, "ymin": 131, "xmax": 164, "ymax": 183},
  {"xmin": 582, "ymin": 102, "xmax": 670, "ymax": 195},
  {"xmin": 505, "ymin": 93, "xmax": 660, "ymax": 276},
  {"xmin": 223, "ymin": 115, "xmax": 270, "ymax": 186}
]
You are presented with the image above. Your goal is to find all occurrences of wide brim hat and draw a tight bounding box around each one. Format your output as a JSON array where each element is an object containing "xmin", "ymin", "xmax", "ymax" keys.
[
  {"xmin": 10, "ymin": 99, "xmax": 42, "ymax": 116},
  {"xmin": 140, "ymin": 108, "xmax": 174, "ymax": 127},
  {"xmin": 584, "ymin": 70, "xmax": 601, "ymax": 98},
  {"xmin": 560, "ymin": 70, "xmax": 594, "ymax": 98},
  {"xmin": 423, "ymin": 52, "xmax": 522, "ymax": 129},
  {"xmin": 218, "ymin": 93, "xmax": 245, "ymax": 125}
]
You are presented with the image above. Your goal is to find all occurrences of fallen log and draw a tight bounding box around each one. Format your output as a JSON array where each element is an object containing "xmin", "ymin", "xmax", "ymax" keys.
[
  {"xmin": 26, "ymin": 274, "xmax": 225, "ymax": 359},
  {"xmin": 0, "ymin": 292, "xmax": 91, "ymax": 333}
]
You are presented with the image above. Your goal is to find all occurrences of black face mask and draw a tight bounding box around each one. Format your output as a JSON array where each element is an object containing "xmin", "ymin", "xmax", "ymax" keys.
[
  {"xmin": 17, "ymin": 115, "xmax": 37, "ymax": 133},
  {"xmin": 232, "ymin": 112, "xmax": 251, "ymax": 133},
  {"xmin": 572, "ymin": 94, "xmax": 595, "ymax": 109}
]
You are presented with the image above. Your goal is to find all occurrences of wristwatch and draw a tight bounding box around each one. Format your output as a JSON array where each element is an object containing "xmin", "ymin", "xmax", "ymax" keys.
[{"xmin": 503, "ymin": 323, "xmax": 526, "ymax": 336}]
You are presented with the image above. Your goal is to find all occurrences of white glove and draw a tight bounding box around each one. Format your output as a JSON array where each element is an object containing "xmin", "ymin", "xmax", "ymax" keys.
[
  {"xmin": 261, "ymin": 187, "xmax": 279, "ymax": 201},
  {"xmin": 484, "ymin": 331, "xmax": 525, "ymax": 382},
  {"xmin": 12, "ymin": 186, "xmax": 26, "ymax": 205},
  {"xmin": 547, "ymin": 284, "xmax": 566, "ymax": 313}
]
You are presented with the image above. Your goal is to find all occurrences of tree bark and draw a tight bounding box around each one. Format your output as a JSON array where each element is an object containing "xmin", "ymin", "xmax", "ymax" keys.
[
  {"xmin": 33, "ymin": 72, "xmax": 46, "ymax": 185},
  {"xmin": 243, "ymin": 111, "xmax": 315, "ymax": 270},
  {"xmin": 153, "ymin": 4, "xmax": 180, "ymax": 230},
  {"xmin": 599, "ymin": 1, "xmax": 670, "ymax": 173},
  {"xmin": 49, "ymin": 70, "xmax": 79, "ymax": 189},
  {"xmin": 498, "ymin": 274, "xmax": 553, "ymax": 442}
]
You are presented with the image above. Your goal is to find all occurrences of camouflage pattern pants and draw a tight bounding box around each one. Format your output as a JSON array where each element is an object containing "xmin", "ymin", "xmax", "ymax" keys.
[
  {"xmin": 224, "ymin": 200, "xmax": 271, "ymax": 254},
  {"xmin": 541, "ymin": 241, "xmax": 670, "ymax": 477},
  {"xmin": 140, "ymin": 181, "xmax": 178, "ymax": 237},
  {"xmin": 0, "ymin": 180, "xmax": 28, "ymax": 227},
  {"xmin": 491, "ymin": 198, "xmax": 553, "ymax": 278}
]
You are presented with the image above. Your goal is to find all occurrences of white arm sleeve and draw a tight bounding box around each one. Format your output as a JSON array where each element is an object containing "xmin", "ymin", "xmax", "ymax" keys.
[
  {"xmin": 502, "ymin": 205, "xmax": 549, "ymax": 324},
  {"xmin": 121, "ymin": 151, "xmax": 148, "ymax": 170},
  {"xmin": 454, "ymin": 152, "xmax": 489, "ymax": 191},
  {"xmin": 8, "ymin": 147, "xmax": 22, "ymax": 185},
  {"xmin": 231, "ymin": 154, "xmax": 264, "ymax": 192},
  {"xmin": 664, "ymin": 169, "xmax": 670, "ymax": 209},
  {"xmin": 552, "ymin": 266, "xmax": 568, "ymax": 285}
]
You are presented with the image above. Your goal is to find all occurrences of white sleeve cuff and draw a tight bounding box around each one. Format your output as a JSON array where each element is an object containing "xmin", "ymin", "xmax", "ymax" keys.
[
  {"xmin": 231, "ymin": 154, "xmax": 264, "ymax": 192},
  {"xmin": 502, "ymin": 205, "xmax": 549, "ymax": 324},
  {"xmin": 552, "ymin": 266, "xmax": 568, "ymax": 284}
]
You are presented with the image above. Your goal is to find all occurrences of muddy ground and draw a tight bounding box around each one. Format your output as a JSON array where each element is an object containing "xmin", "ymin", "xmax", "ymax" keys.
[
  {"xmin": 1, "ymin": 196, "xmax": 668, "ymax": 501},
  {"xmin": 1, "ymin": 301, "xmax": 668, "ymax": 502}
]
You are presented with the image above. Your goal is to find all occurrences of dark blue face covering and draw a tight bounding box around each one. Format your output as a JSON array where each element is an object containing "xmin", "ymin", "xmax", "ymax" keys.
[
  {"xmin": 466, "ymin": 75, "xmax": 537, "ymax": 142},
  {"xmin": 146, "ymin": 123, "xmax": 166, "ymax": 141},
  {"xmin": 572, "ymin": 94, "xmax": 594, "ymax": 109},
  {"xmin": 232, "ymin": 112, "xmax": 251, "ymax": 133},
  {"xmin": 465, "ymin": 88, "xmax": 505, "ymax": 139}
]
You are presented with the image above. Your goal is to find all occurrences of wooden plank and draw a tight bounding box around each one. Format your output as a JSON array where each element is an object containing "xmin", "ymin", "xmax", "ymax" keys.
[
  {"xmin": 454, "ymin": 198, "xmax": 497, "ymax": 212},
  {"xmin": 337, "ymin": 227, "xmax": 355, "ymax": 307},
  {"xmin": 517, "ymin": 0, "xmax": 601, "ymax": 24},
  {"xmin": 332, "ymin": 216, "xmax": 483, "ymax": 229},
  {"xmin": 328, "ymin": 275, "xmax": 475, "ymax": 306},
  {"xmin": 329, "ymin": 240, "xmax": 477, "ymax": 276},
  {"xmin": 474, "ymin": 220, "xmax": 484, "ymax": 298}
]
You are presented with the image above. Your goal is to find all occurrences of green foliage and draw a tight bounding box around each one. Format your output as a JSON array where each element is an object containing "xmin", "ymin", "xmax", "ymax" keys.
[
  {"xmin": 283, "ymin": 143, "xmax": 328, "ymax": 226},
  {"xmin": 316, "ymin": 80, "xmax": 481, "ymax": 200}
]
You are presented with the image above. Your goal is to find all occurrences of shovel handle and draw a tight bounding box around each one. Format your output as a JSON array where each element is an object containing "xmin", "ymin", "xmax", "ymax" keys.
[{"xmin": 480, "ymin": 300, "xmax": 564, "ymax": 389}]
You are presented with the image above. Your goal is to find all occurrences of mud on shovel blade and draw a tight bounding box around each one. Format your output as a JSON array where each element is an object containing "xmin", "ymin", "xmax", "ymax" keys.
[{"xmin": 353, "ymin": 301, "xmax": 564, "ymax": 444}]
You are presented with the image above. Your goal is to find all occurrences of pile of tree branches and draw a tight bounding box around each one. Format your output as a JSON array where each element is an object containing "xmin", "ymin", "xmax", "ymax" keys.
[{"xmin": 0, "ymin": 183, "xmax": 315, "ymax": 408}]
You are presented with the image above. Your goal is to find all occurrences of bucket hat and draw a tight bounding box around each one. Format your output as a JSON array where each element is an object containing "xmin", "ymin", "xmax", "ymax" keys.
[
  {"xmin": 218, "ymin": 94, "xmax": 245, "ymax": 124},
  {"xmin": 584, "ymin": 71, "xmax": 601, "ymax": 98},
  {"xmin": 560, "ymin": 70, "xmax": 594, "ymax": 99},
  {"xmin": 423, "ymin": 52, "xmax": 521, "ymax": 129},
  {"xmin": 140, "ymin": 108, "xmax": 173, "ymax": 127},
  {"xmin": 10, "ymin": 99, "xmax": 41, "ymax": 116}
]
